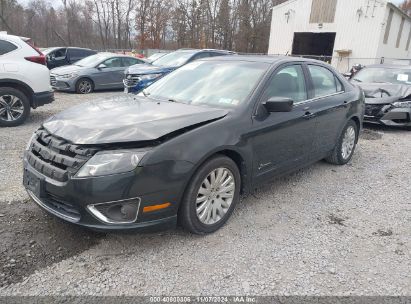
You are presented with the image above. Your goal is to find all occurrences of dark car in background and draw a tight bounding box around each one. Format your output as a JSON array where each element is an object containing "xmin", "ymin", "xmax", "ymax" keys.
[
  {"xmin": 351, "ymin": 64, "xmax": 411, "ymax": 130},
  {"xmin": 123, "ymin": 48, "xmax": 236, "ymax": 93},
  {"xmin": 24, "ymin": 56, "xmax": 364, "ymax": 234},
  {"xmin": 51, "ymin": 53, "xmax": 148, "ymax": 94},
  {"xmin": 43, "ymin": 47, "xmax": 97, "ymax": 69}
]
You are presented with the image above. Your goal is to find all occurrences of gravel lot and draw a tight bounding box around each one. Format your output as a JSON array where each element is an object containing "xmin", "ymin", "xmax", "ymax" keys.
[{"xmin": 0, "ymin": 91, "xmax": 410, "ymax": 296}]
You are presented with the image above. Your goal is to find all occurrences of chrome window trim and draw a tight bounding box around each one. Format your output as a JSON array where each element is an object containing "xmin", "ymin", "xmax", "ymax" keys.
[
  {"xmin": 87, "ymin": 197, "xmax": 141, "ymax": 225},
  {"xmin": 294, "ymin": 91, "xmax": 345, "ymax": 107}
]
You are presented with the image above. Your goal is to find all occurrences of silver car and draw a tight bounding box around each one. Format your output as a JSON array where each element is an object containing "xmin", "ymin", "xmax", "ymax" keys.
[{"xmin": 50, "ymin": 53, "xmax": 148, "ymax": 94}]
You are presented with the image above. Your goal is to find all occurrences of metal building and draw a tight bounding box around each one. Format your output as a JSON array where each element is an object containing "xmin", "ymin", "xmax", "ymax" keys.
[{"xmin": 268, "ymin": 0, "xmax": 411, "ymax": 71}]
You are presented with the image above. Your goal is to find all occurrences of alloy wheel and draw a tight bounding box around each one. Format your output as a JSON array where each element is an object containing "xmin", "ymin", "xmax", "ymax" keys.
[
  {"xmin": 0, "ymin": 95, "xmax": 24, "ymax": 122},
  {"xmin": 341, "ymin": 126, "xmax": 356, "ymax": 160},
  {"xmin": 196, "ymin": 167, "xmax": 236, "ymax": 225},
  {"xmin": 78, "ymin": 80, "xmax": 92, "ymax": 94}
]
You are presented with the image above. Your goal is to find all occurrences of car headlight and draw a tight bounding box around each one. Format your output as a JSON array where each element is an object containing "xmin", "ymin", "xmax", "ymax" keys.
[
  {"xmin": 75, "ymin": 150, "xmax": 147, "ymax": 178},
  {"xmin": 59, "ymin": 73, "xmax": 78, "ymax": 79},
  {"xmin": 139, "ymin": 73, "xmax": 162, "ymax": 81},
  {"xmin": 392, "ymin": 101, "xmax": 411, "ymax": 108}
]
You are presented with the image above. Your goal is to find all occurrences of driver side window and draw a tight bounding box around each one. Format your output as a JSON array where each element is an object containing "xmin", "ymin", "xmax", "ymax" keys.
[{"xmin": 262, "ymin": 65, "xmax": 307, "ymax": 103}]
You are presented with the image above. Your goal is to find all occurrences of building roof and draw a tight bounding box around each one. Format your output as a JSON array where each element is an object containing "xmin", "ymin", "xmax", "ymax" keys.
[{"xmin": 387, "ymin": 2, "xmax": 411, "ymax": 23}]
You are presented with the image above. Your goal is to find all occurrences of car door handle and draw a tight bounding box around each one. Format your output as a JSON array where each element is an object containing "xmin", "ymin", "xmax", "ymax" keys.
[{"xmin": 303, "ymin": 111, "xmax": 316, "ymax": 120}]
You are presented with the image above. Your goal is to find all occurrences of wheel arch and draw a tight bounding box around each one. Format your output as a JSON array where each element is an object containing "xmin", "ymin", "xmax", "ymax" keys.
[
  {"xmin": 349, "ymin": 115, "xmax": 361, "ymax": 143},
  {"xmin": 185, "ymin": 148, "xmax": 249, "ymax": 196},
  {"xmin": 0, "ymin": 79, "xmax": 34, "ymax": 106}
]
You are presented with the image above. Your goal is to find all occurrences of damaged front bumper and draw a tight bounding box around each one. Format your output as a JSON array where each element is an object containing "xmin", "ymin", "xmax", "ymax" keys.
[{"xmin": 364, "ymin": 102, "xmax": 411, "ymax": 128}]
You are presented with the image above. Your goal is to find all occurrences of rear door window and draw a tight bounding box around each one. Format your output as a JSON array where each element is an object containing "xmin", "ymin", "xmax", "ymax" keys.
[
  {"xmin": 0, "ymin": 40, "xmax": 18, "ymax": 55},
  {"xmin": 308, "ymin": 65, "xmax": 342, "ymax": 98}
]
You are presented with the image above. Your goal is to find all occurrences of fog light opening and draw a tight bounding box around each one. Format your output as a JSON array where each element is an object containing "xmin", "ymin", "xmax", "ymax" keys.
[
  {"xmin": 87, "ymin": 198, "xmax": 141, "ymax": 225},
  {"xmin": 143, "ymin": 202, "xmax": 172, "ymax": 213}
]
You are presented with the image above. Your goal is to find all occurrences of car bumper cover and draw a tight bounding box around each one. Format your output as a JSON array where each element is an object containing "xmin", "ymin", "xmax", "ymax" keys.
[
  {"xmin": 32, "ymin": 90, "xmax": 54, "ymax": 108},
  {"xmin": 23, "ymin": 159, "xmax": 182, "ymax": 232}
]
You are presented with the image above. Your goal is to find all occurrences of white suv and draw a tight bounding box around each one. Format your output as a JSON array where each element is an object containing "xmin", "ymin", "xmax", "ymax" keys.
[{"xmin": 0, "ymin": 33, "xmax": 54, "ymax": 127}]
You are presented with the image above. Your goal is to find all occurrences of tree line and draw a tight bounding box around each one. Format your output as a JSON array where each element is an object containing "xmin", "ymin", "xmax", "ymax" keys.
[{"xmin": 0, "ymin": 0, "xmax": 288, "ymax": 53}]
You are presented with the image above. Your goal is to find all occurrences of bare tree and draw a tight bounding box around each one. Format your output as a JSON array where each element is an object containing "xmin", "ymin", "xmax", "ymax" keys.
[{"xmin": 0, "ymin": 0, "xmax": 279, "ymax": 53}]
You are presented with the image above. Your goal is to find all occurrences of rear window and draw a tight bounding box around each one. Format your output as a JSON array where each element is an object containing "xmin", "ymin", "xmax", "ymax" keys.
[{"xmin": 0, "ymin": 40, "xmax": 18, "ymax": 55}]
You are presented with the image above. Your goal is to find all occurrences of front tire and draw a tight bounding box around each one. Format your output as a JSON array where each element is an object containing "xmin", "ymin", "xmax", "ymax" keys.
[
  {"xmin": 0, "ymin": 87, "xmax": 31, "ymax": 127},
  {"xmin": 179, "ymin": 155, "xmax": 241, "ymax": 235},
  {"xmin": 326, "ymin": 120, "xmax": 358, "ymax": 165},
  {"xmin": 76, "ymin": 78, "xmax": 94, "ymax": 94}
]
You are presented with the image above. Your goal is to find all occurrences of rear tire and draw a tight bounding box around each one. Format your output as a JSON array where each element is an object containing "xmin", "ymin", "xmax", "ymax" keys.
[
  {"xmin": 75, "ymin": 78, "xmax": 94, "ymax": 94},
  {"xmin": 0, "ymin": 87, "xmax": 31, "ymax": 127},
  {"xmin": 179, "ymin": 155, "xmax": 241, "ymax": 235},
  {"xmin": 325, "ymin": 120, "xmax": 358, "ymax": 165}
]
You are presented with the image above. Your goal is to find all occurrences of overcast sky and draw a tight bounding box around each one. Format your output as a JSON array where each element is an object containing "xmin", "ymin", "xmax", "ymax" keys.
[{"xmin": 19, "ymin": 0, "xmax": 405, "ymax": 7}]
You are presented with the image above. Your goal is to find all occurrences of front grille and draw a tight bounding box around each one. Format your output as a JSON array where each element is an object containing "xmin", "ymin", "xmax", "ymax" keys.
[
  {"xmin": 123, "ymin": 74, "xmax": 140, "ymax": 88},
  {"xmin": 365, "ymin": 104, "xmax": 387, "ymax": 117},
  {"xmin": 50, "ymin": 75, "xmax": 57, "ymax": 86},
  {"xmin": 26, "ymin": 128, "xmax": 98, "ymax": 182}
]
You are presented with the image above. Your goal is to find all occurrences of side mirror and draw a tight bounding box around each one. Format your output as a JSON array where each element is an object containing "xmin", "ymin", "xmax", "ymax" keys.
[
  {"xmin": 97, "ymin": 64, "xmax": 107, "ymax": 69},
  {"xmin": 263, "ymin": 97, "xmax": 294, "ymax": 113}
]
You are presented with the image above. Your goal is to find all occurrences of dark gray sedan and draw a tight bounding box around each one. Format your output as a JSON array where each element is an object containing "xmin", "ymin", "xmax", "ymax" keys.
[
  {"xmin": 24, "ymin": 56, "xmax": 364, "ymax": 234},
  {"xmin": 50, "ymin": 53, "xmax": 148, "ymax": 94}
]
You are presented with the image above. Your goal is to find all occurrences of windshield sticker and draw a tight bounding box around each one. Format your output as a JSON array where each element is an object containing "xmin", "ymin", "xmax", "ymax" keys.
[{"xmin": 397, "ymin": 74, "xmax": 409, "ymax": 82}]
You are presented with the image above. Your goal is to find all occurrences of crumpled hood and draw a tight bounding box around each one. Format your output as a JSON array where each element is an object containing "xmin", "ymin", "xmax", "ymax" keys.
[
  {"xmin": 126, "ymin": 64, "xmax": 175, "ymax": 75},
  {"xmin": 43, "ymin": 95, "xmax": 228, "ymax": 145},
  {"xmin": 51, "ymin": 65, "xmax": 83, "ymax": 75},
  {"xmin": 356, "ymin": 83, "xmax": 411, "ymax": 104}
]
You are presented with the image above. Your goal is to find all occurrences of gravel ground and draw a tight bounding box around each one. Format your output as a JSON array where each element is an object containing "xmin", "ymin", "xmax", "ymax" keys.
[{"xmin": 0, "ymin": 91, "xmax": 410, "ymax": 296}]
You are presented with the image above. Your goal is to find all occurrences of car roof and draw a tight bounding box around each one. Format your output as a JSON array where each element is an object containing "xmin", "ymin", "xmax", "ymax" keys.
[
  {"xmin": 44, "ymin": 47, "xmax": 93, "ymax": 50},
  {"xmin": 199, "ymin": 55, "xmax": 330, "ymax": 65},
  {"xmin": 364, "ymin": 64, "xmax": 411, "ymax": 69},
  {"xmin": 0, "ymin": 33, "xmax": 29, "ymax": 43},
  {"xmin": 94, "ymin": 52, "xmax": 149, "ymax": 62},
  {"xmin": 175, "ymin": 48, "xmax": 235, "ymax": 54}
]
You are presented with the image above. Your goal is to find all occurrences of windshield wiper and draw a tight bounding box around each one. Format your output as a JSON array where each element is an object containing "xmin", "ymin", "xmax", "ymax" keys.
[
  {"xmin": 352, "ymin": 78, "xmax": 362, "ymax": 82},
  {"xmin": 142, "ymin": 89, "xmax": 150, "ymax": 97}
]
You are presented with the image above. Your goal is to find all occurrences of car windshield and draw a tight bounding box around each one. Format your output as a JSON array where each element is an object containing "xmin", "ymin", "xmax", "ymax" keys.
[
  {"xmin": 141, "ymin": 61, "xmax": 269, "ymax": 108},
  {"xmin": 152, "ymin": 51, "xmax": 196, "ymax": 68},
  {"xmin": 74, "ymin": 54, "xmax": 108, "ymax": 67},
  {"xmin": 353, "ymin": 67, "xmax": 411, "ymax": 84}
]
